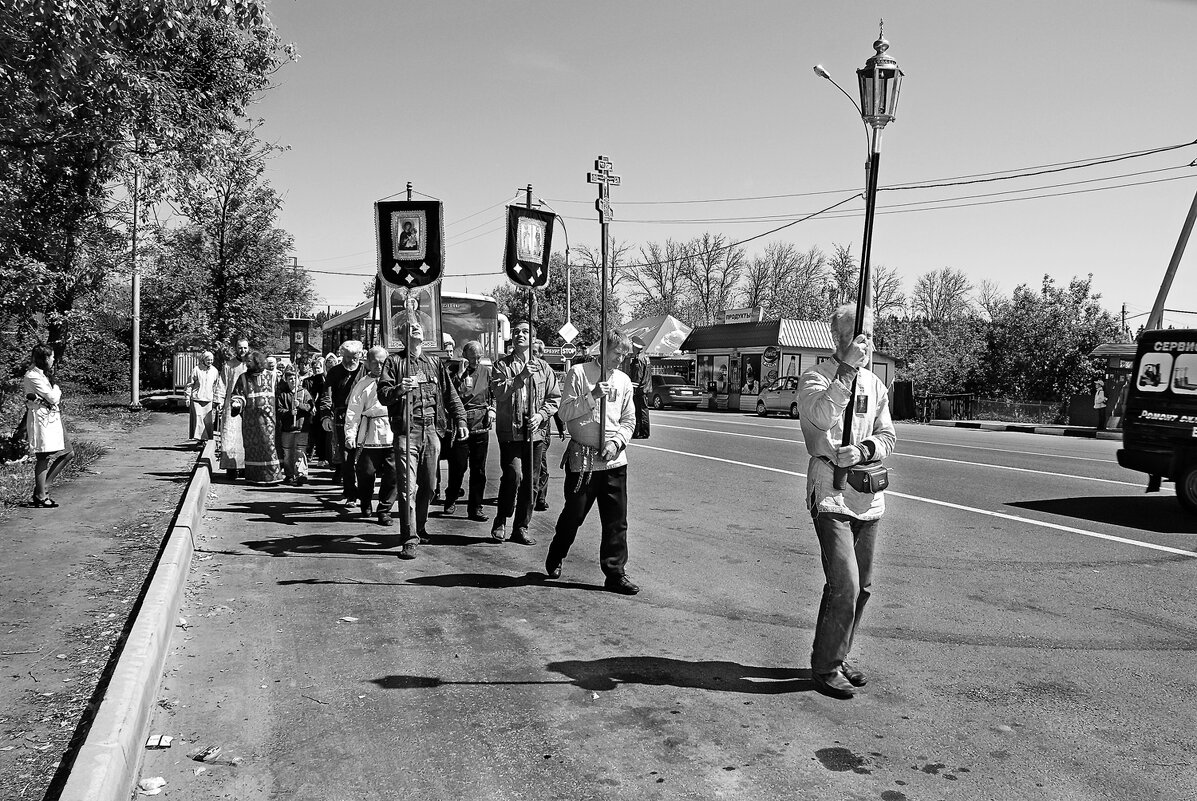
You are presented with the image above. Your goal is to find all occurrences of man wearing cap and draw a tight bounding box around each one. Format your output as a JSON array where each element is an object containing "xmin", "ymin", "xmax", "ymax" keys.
[
  {"xmin": 622, "ymin": 335, "xmax": 652, "ymax": 439},
  {"xmin": 377, "ymin": 318, "xmax": 468, "ymax": 559}
]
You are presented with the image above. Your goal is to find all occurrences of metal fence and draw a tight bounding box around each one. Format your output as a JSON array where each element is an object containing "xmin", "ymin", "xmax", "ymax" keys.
[
  {"xmin": 915, "ymin": 393, "xmax": 974, "ymax": 423},
  {"xmin": 914, "ymin": 394, "xmax": 1063, "ymax": 424}
]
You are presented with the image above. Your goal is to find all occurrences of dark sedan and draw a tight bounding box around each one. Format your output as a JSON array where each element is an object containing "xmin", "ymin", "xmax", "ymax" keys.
[{"xmin": 649, "ymin": 374, "xmax": 705, "ymax": 409}]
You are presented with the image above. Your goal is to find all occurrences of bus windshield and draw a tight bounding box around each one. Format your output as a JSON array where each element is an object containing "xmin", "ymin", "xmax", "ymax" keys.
[{"xmin": 441, "ymin": 294, "xmax": 501, "ymax": 361}]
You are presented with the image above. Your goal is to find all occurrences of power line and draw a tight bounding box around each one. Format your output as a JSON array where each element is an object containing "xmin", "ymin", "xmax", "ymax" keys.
[{"xmin": 541, "ymin": 137, "xmax": 1197, "ymax": 206}]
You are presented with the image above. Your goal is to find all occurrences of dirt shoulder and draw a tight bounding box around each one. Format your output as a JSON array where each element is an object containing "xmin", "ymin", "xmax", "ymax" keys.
[{"xmin": 0, "ymin": 408, "xmax": 197, "ymax": 800}]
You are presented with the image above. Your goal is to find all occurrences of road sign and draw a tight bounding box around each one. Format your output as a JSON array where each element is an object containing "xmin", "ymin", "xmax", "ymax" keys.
[
  {"xmin": 560, "ymin": 343, "xmax": 577, "ymax": 359},
  {"xmin": 558, "ymin": 321, "xmax": 578, "ymax": 343}
]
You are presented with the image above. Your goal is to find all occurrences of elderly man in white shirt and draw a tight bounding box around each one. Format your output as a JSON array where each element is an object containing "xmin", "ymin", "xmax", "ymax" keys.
[
  {"xmin": 345, "ymin": 346, "xmax": 397, "ymax": 527},
  {"xmin": 545, "ymin": 329, "xmax": 640, "ymax": 595},
  {"xmin": 798, "ymin": 304, "xmax": 896, "ymax": 699}
]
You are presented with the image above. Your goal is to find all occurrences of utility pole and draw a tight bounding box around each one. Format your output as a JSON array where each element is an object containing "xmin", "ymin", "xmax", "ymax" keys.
[
  {"xmin": 129, "ymin": 168, "xmax": 142, "ymax": 410},
  {"xmin": 1145, "ymin": 185, "xmax": 1197, "ymax": 332}
]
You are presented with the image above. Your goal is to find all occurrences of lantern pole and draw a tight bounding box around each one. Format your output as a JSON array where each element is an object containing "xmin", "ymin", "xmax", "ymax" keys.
[{"xmin": 815, "ymin": 21, "xmax": 902, "ymax": 490}]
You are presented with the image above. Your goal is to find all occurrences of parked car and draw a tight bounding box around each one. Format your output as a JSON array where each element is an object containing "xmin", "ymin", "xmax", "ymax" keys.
[
  {"xmin": 757, "ymin": 376, "xmax": 801, "ymax": 418},
  {"xmin": 649, "ymin": 374, "xmax": 705, "ymax": 409}
]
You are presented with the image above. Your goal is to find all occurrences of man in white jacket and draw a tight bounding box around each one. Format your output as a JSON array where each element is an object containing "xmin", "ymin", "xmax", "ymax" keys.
[
  {"xmin": 798, "ymin": 304, "xmax": 896, "ymax": 699},
  {"xmin": 345, "ymin": 346, "xmax": 396, "ymax": 526},
  {"xmin": 544, "ymin": 330, "xmax": 639, "ymax": 595}
]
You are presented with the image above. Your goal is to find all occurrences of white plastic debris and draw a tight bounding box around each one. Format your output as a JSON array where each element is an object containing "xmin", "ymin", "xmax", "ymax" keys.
[
  {"xmin": 145, "ymin": 735, "xmax": 173, "ymax": 749},
  {"xmin": 338, "ymin": 616, "xmax": 359, "ymax": 623},
  {"xmin": 137, "ymin": 776, "xmax": 166, "ymax": 795}
]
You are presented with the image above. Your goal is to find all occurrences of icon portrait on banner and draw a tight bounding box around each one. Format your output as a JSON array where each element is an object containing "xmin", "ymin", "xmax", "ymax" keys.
[
  {"xmin": 391, "ymin": 211, "xmax": 426, "ymax": 260},
  {"xmin": 516, "ymin": 217, "xmax": 546, "ymax": 263}
]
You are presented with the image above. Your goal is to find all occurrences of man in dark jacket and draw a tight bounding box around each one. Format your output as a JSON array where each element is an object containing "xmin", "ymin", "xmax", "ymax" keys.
[
  {"xmin": 443, "ymin": 340, "xmax": 494, "ymax": 521},
  {"xmin": 622, "ymin": 336, "xmax": 652, "ymax": 439},
  {"xmin": 377, "ymin": 319, "xmax": 468, "ymax": 559},
  {"xmin": 318, "ymin": 340, "xmax": 365, "ymax": 506},
  {"xmin": 490, "ymin": 320, "xmax": 561, "ymax": 545},
  {"xmin": 275, "ymin": 364, "xmax": 314, "ymax": 486}
]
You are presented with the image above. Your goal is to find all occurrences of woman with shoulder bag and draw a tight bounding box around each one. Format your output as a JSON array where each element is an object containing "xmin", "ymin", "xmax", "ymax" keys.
[{"xmin": 23, "ymin": 343, "xmax": 73, "ymax": 508}]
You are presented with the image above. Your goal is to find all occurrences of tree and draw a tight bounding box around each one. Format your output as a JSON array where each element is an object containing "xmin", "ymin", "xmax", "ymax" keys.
[
  {"xmin": 626, "ymin": 238, "xmax": 692, "ymax": 320},
  {"xmin": 769, "ymin": 245, "xmax": 831, "ymax": 321},
  {"xmin": 876, "ymin": 315, "xmax": 988, "ymax": 396},
  {"xmin": 569, "ymin": 239, "xmax": 639, "ymax": 296},
  {"xmin": 680, "ymin": 233, "xmax": 743, "ymax": 326},
  {"xmin": 910, "ymin": 267, "xmax": 973, "ymax": 324},
  {"xmin": 975, "ymin": 279, "xmax": 1008, "ymax": 321},
  {"xmin": 487, "ymin": 252, "xmax": 620, "ymax": 350},
  {"xmin": 826, "ymin": 243, "xmax": 858, "ymax": 308},
  {"xmin": 979, "ymin": 275, "xmax": 1123, "ymax": 407},
  {"xmin": 871, "ymin": 264, "xmax": 906, "ymax": 319},
  {"xmin": 0, "ymin": 0, "xmax": 293, "ymax": 357},
  {"xmin": 140, "ymin": 129, "xmax": 314, "ymax": 362}
]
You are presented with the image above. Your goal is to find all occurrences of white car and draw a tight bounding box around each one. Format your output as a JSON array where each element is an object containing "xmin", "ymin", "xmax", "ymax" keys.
[{"xmin": 756, "ymin": 376, "xmax": 801, "ymax": 418}]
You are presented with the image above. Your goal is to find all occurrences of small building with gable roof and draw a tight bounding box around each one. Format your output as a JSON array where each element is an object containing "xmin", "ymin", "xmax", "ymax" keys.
[{"xmin": 680, "ymin": 319, "xmax": 898, "ymax": 412}]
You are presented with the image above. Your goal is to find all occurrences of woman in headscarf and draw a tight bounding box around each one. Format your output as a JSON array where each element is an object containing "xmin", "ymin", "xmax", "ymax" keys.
[
  {"xmin": 23, "ymin": 343, "xmax": 73, "ymax": 507},
  {"xmin": 186, "ymin": 350, "xmax": 219, "ymax": 447},
  {"xmin": 229, "ymin": 350, "xmax": 284, "ymax": 484},
  {"xmin": 303, "ymin": 355, "xmax": 328, "ymax": 466}
]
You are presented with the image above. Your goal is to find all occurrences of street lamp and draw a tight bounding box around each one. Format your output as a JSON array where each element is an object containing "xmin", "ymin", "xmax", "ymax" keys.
[{"xmin": 814, "ymin": 21, "xmax": 904, "ymax": 488}]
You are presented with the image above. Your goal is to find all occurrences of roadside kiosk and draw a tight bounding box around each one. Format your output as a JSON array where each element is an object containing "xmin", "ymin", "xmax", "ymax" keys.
[{"xmin": 680, "ymin": 319, "xmax": 898, "ymax": 412}]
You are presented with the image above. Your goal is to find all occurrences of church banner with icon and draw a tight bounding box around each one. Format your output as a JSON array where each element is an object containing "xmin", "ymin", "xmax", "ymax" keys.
[
  {"xmin": 376, "ymin": 200, "xmax": 444, "ymax": 289},
  {"xmin": 503, "ymin": 205, "xmax": 554, "ymax": 288}
]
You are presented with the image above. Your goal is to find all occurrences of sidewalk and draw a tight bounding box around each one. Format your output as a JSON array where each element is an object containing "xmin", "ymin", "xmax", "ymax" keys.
[
  {"xmin": 0, "ymin": 410, "xmax": 198, "ymax": 800},
  {"xmin": 928, "ymin": 419, "xmax": 1123, "ymax": 441}
]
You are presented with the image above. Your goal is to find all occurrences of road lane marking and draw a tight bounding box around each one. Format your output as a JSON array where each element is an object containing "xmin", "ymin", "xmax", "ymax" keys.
[
  {"xmin": 653, "ymin": 423, "xmax": 1150, "ymax": 488},
  {"xmin": 656, "ymin": 412, "xmax": 1120, "ymax": 464},
  {"xmin": 651, "ymin": 411, "xmax": 1115, "ymax": 462},
  {"xmin": 632, "ymin": 442, "xmax": 1196, "ymax": 559}
]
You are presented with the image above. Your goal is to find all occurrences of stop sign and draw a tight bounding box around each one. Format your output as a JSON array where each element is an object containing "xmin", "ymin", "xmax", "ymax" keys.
[{"xmin": 559, "ymin": 343, "xmax": 578, "ymax": 359}]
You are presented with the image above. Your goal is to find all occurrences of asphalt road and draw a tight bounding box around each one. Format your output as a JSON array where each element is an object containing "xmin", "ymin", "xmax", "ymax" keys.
[{"xmin": 137, "ymin": 411, "xmax": 1197, "ymax": 801}]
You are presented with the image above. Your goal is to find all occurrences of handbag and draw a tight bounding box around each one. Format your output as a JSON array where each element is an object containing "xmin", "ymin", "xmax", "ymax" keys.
[{"xmin": 846, "ymin": 463, "xmax": 889, "ymax": 494}]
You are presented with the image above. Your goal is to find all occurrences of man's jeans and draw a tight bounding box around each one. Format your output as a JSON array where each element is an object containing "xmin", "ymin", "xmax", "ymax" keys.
[
  {"xmin": 810, "ymin": 512, "xmax": 879, "ymax": 675},
  {"xmin": 496, "ymin": 439, "xmax": 546, "ymax": 533},
  {"xmin": 356, "ymin": 446, "xmax": 397, "ymax": 510},
  {"xmin": 393, "ymin": 420, "xmax": 440, "ymax": 541}
]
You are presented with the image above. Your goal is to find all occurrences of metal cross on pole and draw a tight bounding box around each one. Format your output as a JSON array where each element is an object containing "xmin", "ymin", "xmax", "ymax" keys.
[{"xmin": 587, "ymin": 155, "xmax": 620, "ymax": 446}]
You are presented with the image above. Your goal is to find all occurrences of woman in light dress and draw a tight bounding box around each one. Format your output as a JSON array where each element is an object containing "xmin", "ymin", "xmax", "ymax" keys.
[{"xmin": 23, "ymin": 343, "xmax": 73, "ymax": 508}]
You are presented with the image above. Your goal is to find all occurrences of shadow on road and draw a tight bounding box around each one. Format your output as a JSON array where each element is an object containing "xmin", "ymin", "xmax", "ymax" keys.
[
  {"xmin": 368, "ymin": 657, "xmax": 813, "ymax": 694},
  {"xmin": 242, "ymin": 532, "xmax": 401, "ymax": 557},
  {"xmin": 1007, "ymin": 495, "xmax": 1197, "ymax": 535},
  {"xmin": 406, "ymin": 571, "xmax": 603, "ymax": 592}
]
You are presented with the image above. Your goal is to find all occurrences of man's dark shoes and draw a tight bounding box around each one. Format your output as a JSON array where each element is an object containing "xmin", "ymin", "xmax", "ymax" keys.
[
  {"xmin": 544, "ymin": 559, "xmax": 562, "ymax": 580},
  {"xmin": 534, "ymin": 501, "xmax": 549, "ymax": 512},
  {"xmin": 812, "ymin": 668, "xmax": 856, "ymax": 699},
  {"xmin": 417, "ymin": 529, "xmax": 431, "ymax": 544},
  {"xmin": 398, "ymin": 541, "xmax": 418, "ymax": 560},
  {"xmin": 840, "ymin": 661, "xmax": 867, "ymax": 687},
  {"xmin": 509, "ymin": 529, "xmax": 536, "ymax": 546},
  {"xmin": 468, "ymin": 508, "xmax": 489, "ymax": 522},
  {"xmin": 443, "ymin": 501, "xmax": 458, "ymax": 516},
  {"xmin": 604, "ymin": 574, "xmax": 640, "ymax": 595},
  {"xmin": 490, "ymin": 522, "xmax": 507, "ymax": 542},
  {"xmin": 377, "ymin": 511, "xmax": 393, "ymax": 527},
  {"xmin": 359, "ymin": 501, "xmax": 373, "ymax": 517}
]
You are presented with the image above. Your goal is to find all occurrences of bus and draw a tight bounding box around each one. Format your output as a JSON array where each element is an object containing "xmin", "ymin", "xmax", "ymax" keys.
[{"xmin": 321, "ymin": 286, "xmax": 507, "ymax": 362}]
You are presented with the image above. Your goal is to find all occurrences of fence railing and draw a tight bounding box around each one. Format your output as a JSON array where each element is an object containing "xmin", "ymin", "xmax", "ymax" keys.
[
  {"xmin": 915, "ymin": 393, "xmax": 974, "ymax": 423},
  {"xmin": 914, "ymin": 394, "xmax": 1064, "ymax": 425}
]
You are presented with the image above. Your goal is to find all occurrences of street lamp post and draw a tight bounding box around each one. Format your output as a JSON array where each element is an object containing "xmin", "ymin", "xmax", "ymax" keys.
[{"xmin": 815, "ymin": 22, "xmax": 903, "ymax": 489}]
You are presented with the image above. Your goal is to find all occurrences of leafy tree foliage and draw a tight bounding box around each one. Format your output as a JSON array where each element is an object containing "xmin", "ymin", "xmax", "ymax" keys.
[
  {"xmin": 979, "ymin": 275, "xmax": 1123, "ymax": 406},
  {"xmin": 140, "ymin": 129, "xmax": 314, "ymax": 363},
  {"xmin": 487, "ymin": 252, "xmax": 620, "ymax": 351},
  {"xmin": 0, "ymin": 0, "xmax": 292, "ymax": 359}
]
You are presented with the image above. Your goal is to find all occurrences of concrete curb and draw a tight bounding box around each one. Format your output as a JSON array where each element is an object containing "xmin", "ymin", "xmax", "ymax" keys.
[
  {"xmin": 927, "ymin": 419, "xmax": 1123, "ymax": 441},
  {"xmin": 57, "ymin": 442, "xmax": 214, "ymax": 801}
]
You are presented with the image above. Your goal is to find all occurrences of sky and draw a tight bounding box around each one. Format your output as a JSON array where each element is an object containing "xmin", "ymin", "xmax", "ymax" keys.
[{"xmin": 253, "ymin": 0, "xmax": 1197, "ymax": 331}]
